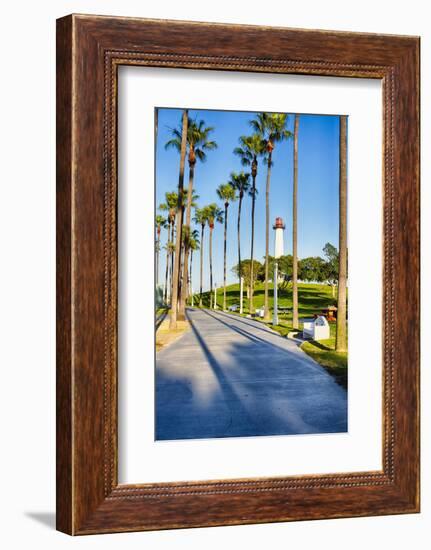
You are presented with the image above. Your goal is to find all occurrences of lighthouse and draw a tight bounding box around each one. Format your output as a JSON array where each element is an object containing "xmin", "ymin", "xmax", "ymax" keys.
[
  {"xmin": 274, "ymin": 217, "xmax": 285, "ymax": 260},
  {"xmin": 273, "ymin": 217, "xmax": 285, "ymax": 326}
]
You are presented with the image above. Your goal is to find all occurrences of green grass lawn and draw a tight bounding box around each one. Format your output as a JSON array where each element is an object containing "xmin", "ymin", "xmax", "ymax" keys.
[
  {"xmin": 196, "ymin": 281, "xmax": 337, "ymax": 319},
  {"xmin": 194, "ymin": 282, "xmax": 347, "ymax": 388},
  {"xmin": 300, "ymin": 323, "xmax": 347, "ymax": 389}
]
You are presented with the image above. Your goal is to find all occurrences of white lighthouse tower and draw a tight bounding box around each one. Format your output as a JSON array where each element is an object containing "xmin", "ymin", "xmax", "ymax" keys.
[{"xmin": 273, "ymin": 217, "xmax": 285, "ymax": 326}]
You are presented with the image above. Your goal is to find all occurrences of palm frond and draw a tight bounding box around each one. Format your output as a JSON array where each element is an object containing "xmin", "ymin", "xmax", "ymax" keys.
[
  {"xmin": 203, "ymin": 140, "xmax": 217, "ymax": 150},
  {"xmin": 164, "ymin": 137, "xmax": 182, "ymax": 152},
  {"xmin": 205, "ymin": 203, "xmax": 224, "ymax": 225},
  {"xmin": 217, "ymin": 182, "xmax": 237, "ymax": 202},
  {"xmin": 194, "ymin": 148, "xmax": 207, "ymax": 162}
]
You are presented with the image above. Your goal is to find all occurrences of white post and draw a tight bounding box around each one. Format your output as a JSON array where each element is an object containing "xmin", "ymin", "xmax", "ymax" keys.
[
  {"xmin": 240, "ymin": 277, "xmax": 244, "ymax": 314},
  {"xmin": 273, "ymin": 261, "xmax": 278, "ymax": 326},
  {"xmin": 214, "ymin": 284, "xmax": 217, "ymax": 310},
  {"xmin": 273, "ymin": 217, "xmax": 285, "ymax": 326}
]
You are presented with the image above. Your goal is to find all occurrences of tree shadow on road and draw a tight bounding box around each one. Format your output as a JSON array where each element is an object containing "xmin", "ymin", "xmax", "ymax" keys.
[{"xmin": 155, "ymin": 308, "xmax": 347, "ymax": 440}]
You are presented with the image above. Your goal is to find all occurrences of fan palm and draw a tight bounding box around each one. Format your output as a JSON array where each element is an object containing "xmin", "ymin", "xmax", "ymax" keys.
[
  {"xmin": 166, "ymin": 117, "xmax": 217, "ymax": 319},
  {"xmin": 205, "ymin": 203, "xmax": 224, "ymax": 309},
  {"xmin": 216, "ymin": 183, "xmax": 237, "ymax": 310},
  {"xmin": 228, "ymin": 171, "xmax": 251, "ymax": 312},
  {"xmin": 250, "ymin": 112, "xmax": 292, "ymax": 320},
  {"xmin": 234, "ymin": 133, "xmax": 265, "ymax": 313},
  {"xmin": 168, "ymin": 110, "xmax": 188, "ymax": 328}
]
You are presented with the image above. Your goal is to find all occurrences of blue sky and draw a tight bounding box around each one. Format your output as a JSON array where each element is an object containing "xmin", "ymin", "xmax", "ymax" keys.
[{"xmin": 155, "ymin": 108, "xmax": 342, "ymax": 291}]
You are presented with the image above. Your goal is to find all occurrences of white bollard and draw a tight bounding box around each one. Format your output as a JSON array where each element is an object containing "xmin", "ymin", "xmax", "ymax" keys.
[{"xmin": 240, "ymin": 277, "xmax": 244, "ymax": 314}]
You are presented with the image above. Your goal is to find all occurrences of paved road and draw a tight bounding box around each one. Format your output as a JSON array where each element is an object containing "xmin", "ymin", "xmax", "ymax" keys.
[{"xmin": 156, "ymin": 308, "xmax": 347, "ymax": 440}]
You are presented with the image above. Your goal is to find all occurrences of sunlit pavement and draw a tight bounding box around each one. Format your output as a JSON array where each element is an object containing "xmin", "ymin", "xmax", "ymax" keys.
[{"xmin": 156, "ymin": 307, "xmax": 347, "ymax": 440}]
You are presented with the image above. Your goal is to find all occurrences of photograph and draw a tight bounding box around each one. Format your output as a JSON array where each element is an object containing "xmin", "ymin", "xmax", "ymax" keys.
[
  {"xmin": 154, "ymin": 107, "xmax": 348, "ymax": 440},
  {"xmin": 0, "ymin": 0, "xmax": 423, "ymax": 543}
]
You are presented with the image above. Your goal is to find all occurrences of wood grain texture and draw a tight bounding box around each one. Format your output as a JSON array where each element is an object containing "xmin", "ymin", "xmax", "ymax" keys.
[
  {"xmin": 56, "ymin": 14, "xmax": 420, "ymax": 535},
  {"xmin": 56, "ymin": 15, "xmax": 73, "ymax": 535}
]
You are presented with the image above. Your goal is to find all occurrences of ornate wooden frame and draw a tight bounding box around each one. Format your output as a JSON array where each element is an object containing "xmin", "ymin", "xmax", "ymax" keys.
[{"xmin": 56, "ymin": 14, "xmax": 420, "ymax": 534}]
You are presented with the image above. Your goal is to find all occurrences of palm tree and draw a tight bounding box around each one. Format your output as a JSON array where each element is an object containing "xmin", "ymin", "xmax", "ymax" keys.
[
  {"xmin": 336, "ymin": 116, "xmax": 348, "ymax": 352},
  {"xmin": 206, "ymin": 203, "xmax": 224, "ymax": 309},
  {"xmin": 166, "ymin": 117, "xmax": 217, "ymax": 319},
  {"xmin": 168, "ymin": 110, "xmax": 188, "ymax": 329},
  {"xmin": 216, "ymin": 183, "xmax": 237, "ymax": 310},
  {"xmin": 181, "ymin": 187, "xmax": 199, "ymax": 211},
  {"xmin": 159, "ymin": 191, "xmax": 179, "ymax": 303},
  {"xmin": 193, "ymin": 207, "xmax": 209, "ymax": 306},
  {"xmin": 234, "ymin": 134, "xmax": 265, "ymax": 313},
  {"xmin": 292, "ymin": 115, "xmax": 300, "ymax": 329},
  {"xmin": 177, "ymin": 188, "xmax": 199, "ymax": 303},
  {"xmin": 155, "ymin": 215, "xmax": 167, "ymax": 287},
  {"xmin": 162, "ymin": 227, "xmax": 170, "ymax": 303},
  {"xmin": 188, "ymin": 229, "xmax": 200, "ymax": 306},
  {"xmin": 228, "ymin": 171, "xmax": 251, "ymax": 311},
  {"xmin": 250, "ymin": 113, "xmax": 292, "ymax": 320}
]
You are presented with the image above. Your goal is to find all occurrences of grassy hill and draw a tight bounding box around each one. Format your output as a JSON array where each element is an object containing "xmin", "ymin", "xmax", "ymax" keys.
[{"xmin": 196, "ymin": 281, "xmax": 337, "ymax": 319}]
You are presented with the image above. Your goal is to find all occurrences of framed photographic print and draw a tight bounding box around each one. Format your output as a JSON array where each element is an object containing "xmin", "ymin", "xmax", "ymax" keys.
[{"xmin": 56, "ymin": 14, "xmax": 420, "ymax": 534}]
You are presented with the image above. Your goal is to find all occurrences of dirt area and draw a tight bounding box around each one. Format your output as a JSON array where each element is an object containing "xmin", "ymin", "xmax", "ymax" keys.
[{"xmin": 156, "ymin": 318, "xmax": 190, "ymax": 352}]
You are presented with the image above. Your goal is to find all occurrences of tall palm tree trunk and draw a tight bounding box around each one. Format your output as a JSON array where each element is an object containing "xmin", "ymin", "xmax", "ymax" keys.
[
  {"xmin": 163, "ymin": 227, "xmax": 170, "ymax": 303},
  {"xmin": 156, "ymin": 231, "xmax": 160, "ymax": 287},
  {"xmin": 249, "ymin": 172, "xmax": 257, "ymax": 314},
  {"xmin": 169, "ymin": 110, "xmax": 188, "ymax": 329},
  {"xmin": 199, "ymin": 224, "xmax": 205, "ymax": 306},
  {"xmin": 178, "ymin": 161, "xmax": 196, "ymax": 320},
  {"xmin": 336, "ymin": 115, "xmax": 348, "ymax": 352},
  {"xmin": 209, "ymin": 226, "xmax": 214, "ymax": 309},
  {"xmin": 178, "ymin": 241, "xmax": 184, "ymax": 303},
  {"xmin": 223, "ymin": 202, "xmax": 228, "ymax": 310},
  {"xmin": 169, "ymin": 221, "xmax": 174, "ymax": 302},
  {"xmin": 237, "ymin": 193, "xmax": 243, "ymax": 304},
  {"xmin": 190, "ymin": 249, "xmax": 193, "ymax": 305},
  {"xmin": 292, "ymin": 115, "xmax": 299, "ymax": 329},
  {"xmin": 264, "ymin": 151, "xmax": 273, "ymax": 320}
]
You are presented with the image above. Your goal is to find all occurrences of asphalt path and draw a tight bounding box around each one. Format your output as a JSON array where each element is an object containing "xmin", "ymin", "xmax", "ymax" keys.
[{"xmin": 156, "ymin": 307, "xmax": 347, "ymax": 440}]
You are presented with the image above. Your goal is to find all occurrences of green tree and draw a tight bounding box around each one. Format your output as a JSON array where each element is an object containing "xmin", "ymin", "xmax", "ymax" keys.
[
  {"xmin": 216, "ymin": 183, "xmax": 237, "ymax": 310},
  {"xmin": 299, "ymin": 256, "xmax": 327, "ymax": 283},
  {"xmin": 234, "ymin": 133, "xmax": 265, "ymax": 313},
  {"xmin": 231, "ymin": 259, "xmax": 263, "ymax": 291},
  {"xmin": 250, "ymin": 113, "xmax": 292, "ymax": 320},
  {"xmin": 166, "ymin": 117, "xmax": 217, "ymax": 320},
  {"xmin": 267, "ymin": 254, "xmax": 293, "ymax": 282},
  {"xmin": 323, "ymin": 242, "xmax": 339, "ymax": 297},
  {"xmin": 205, "ymin": 204, "xmax": 224, "ymax": 309}
]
